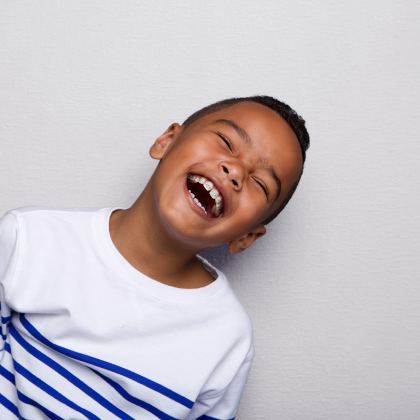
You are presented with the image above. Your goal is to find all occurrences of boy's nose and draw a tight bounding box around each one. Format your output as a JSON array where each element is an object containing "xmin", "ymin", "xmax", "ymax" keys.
[{"xmin": 220, "ymin": 161, "xmax": 245, "ymax": 191}]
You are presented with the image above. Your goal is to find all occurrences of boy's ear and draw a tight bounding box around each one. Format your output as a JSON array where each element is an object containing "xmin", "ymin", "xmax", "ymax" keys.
[
  {"xmin": 149, "ymin": 122, "xmax": 183, "ymax": 160},
  {"xmin": 227, "ymin": 224, "xmax": 267, "ymax": 254}
]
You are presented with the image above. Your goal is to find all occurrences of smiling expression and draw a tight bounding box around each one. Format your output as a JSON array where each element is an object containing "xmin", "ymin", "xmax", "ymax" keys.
[{"xmin": 148, "ymin": 101, "xmax": 303, "ymax": 251}]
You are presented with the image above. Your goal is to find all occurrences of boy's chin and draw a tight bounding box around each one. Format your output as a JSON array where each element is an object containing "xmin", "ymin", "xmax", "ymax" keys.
[
  {"xmin": 158, "ymin": 213, "xmax": 259, "ymax": 254},
  {"xmin": 156, "ymin": 211, "xmax": 221, "ymax": 248}
]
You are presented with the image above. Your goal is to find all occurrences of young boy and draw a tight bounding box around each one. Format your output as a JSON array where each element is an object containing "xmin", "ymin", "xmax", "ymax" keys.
[{"xmin": 0, "ymin": 95, "xmax": 310, "ymax": 419}]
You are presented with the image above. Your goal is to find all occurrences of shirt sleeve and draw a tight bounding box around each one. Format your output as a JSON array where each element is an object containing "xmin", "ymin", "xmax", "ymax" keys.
[
  {"xmin": 0, "ymin": 211, "xmax": 20, "ymax": 362},
  {"xmin": 187, "ymin": 345, "xmax": 255, "ymax": 420}
]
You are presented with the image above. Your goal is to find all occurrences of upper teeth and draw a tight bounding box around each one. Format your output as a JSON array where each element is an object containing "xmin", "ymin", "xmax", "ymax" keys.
[{"xmin": 187, "ymin": 174, "xmax": 224, "ymax": 216}]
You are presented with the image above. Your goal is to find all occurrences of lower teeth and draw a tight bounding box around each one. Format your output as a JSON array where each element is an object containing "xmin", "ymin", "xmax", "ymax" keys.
[
  {"xmin": 190, "ymin": 193, "xmax": 207, "ymax": 214},
  {"xmin": 188, "ymin": 187, "xmax": 221, "ymax": 217}
]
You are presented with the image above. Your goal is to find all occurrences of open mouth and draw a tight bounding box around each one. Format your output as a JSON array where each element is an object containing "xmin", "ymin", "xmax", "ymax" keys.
[{"xmin": 186, "ymin": 173, "xmax": 224, "ymax": 218}]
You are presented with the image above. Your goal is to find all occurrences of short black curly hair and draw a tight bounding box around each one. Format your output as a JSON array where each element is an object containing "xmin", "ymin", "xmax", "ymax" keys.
[{"xmin": 181, "ymin": 95, "xmax": 310, "ymax": 225}]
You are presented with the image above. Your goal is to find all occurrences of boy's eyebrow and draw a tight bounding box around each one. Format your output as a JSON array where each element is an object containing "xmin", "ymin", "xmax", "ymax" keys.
[
  {"xmin": 211, "ymin": 118, "xmax": 282, "ymax": 201},
  {"xmin": 213, "ymin": 118, "xmax": 253, "ymax": 145}
]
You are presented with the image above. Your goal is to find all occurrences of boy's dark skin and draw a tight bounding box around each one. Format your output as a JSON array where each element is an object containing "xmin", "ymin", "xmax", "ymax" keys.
[{"xmin": 109, "ymin": 101, "xmax": 303, "ymax": 289}]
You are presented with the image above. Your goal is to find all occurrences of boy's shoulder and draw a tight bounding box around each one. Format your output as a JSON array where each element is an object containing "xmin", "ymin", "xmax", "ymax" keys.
[
  {"xmin": 3, "ymin": 205, "xmax": 105, "ymax": 248},
  {"xmin": 5, "ymin": 205, "xmax": 105, "ymax": 227},
  {"xmin": 197, "ymin": 255, "xmax": 254, "ymax": 336},
  {"xmin": 6, "ymin": 205, "xmax": 102, "ymax": 217}
]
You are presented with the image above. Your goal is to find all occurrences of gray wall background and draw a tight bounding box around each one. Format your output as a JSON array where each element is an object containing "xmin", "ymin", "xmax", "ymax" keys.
[{"xmin": 1, "ymin": 1, "xmax": 419, "ymax": 419}]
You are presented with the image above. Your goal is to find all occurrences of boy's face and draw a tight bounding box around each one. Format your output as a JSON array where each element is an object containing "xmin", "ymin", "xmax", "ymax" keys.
[{"xmin": 148, "ymin": 101, "xmax": 303, "ymax": 253}]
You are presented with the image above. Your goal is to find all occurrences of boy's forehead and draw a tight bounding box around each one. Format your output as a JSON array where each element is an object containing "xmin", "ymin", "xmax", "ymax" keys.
[
  {"xmin": 191, "ymin": 102, "xmax": 298, "ymax": 146},
  {"xmin": 197, "ymin": 101, "xmax": 281, "ymax": 128}
]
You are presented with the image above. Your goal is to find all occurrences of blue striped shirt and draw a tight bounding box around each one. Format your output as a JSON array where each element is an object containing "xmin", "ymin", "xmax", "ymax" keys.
[{"xmin": 0, "ymin": 207, "xmax": 254, "ymax": 419}]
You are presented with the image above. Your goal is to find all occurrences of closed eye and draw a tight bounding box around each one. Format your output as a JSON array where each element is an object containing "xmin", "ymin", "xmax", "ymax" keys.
[
  {"xmin": 217, "ymin": 132, "xmax": 233, "ymax": 151},
  {"xmin": 254, "ymin": 177, "xmax": 269, "ymax": 198}
]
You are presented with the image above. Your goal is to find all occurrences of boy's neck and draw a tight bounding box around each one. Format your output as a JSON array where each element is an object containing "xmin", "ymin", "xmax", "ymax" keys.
[{"xmin": 109, "ymin": 183, "xmax": 215, "ymax": 289}]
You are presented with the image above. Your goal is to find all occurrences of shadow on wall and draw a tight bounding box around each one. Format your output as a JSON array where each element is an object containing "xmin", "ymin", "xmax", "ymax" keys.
[{"xmin": 199, "ymin": 243, "xmax": 230, "ymax": 271}]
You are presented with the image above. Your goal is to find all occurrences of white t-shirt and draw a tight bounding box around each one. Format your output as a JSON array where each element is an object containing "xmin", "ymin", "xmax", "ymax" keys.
[{"xmin": 0, "ymin": 206, "xmax": 255, "ymax": 420}]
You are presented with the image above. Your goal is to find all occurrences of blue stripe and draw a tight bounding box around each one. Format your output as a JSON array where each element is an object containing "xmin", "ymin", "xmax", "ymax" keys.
[
  {"xmin": 8, "ymin": 324, "xmax": 134, "ymax": 419},
  {"xmin": 20, "ymin": 313, "xmax": 193, "ymax": 408},
  {"xmin": 91, "ymin": 368, "xmax": 179, "ymax": 420},
  {"xmin": 0, "ymin": 363, "xmax": 17, "ymax": 384},
  {"xmin": 16, "ymin": 390, "xmax": 64, "ymax": 420},
  {"xmin": 0, "ymin": 365, "xmax": 61, "ymax": 420},
  {"xmin": 10, "ymin": 322, "xmax": 177, "ymax": 419},
  {"xmin": 198, "ymin": 416, "xmax": 235, "ymax": 420},
  {"xmin": 4, "ymin": 343, "xmax": 100, "ymax": 420},
  {"xmin": 2, "ymin": 315, "xmax": 11, "ymax": 323},
  {"xmin": 0, "ymin": 393, "xmax": 21, "ymax": 419}
]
